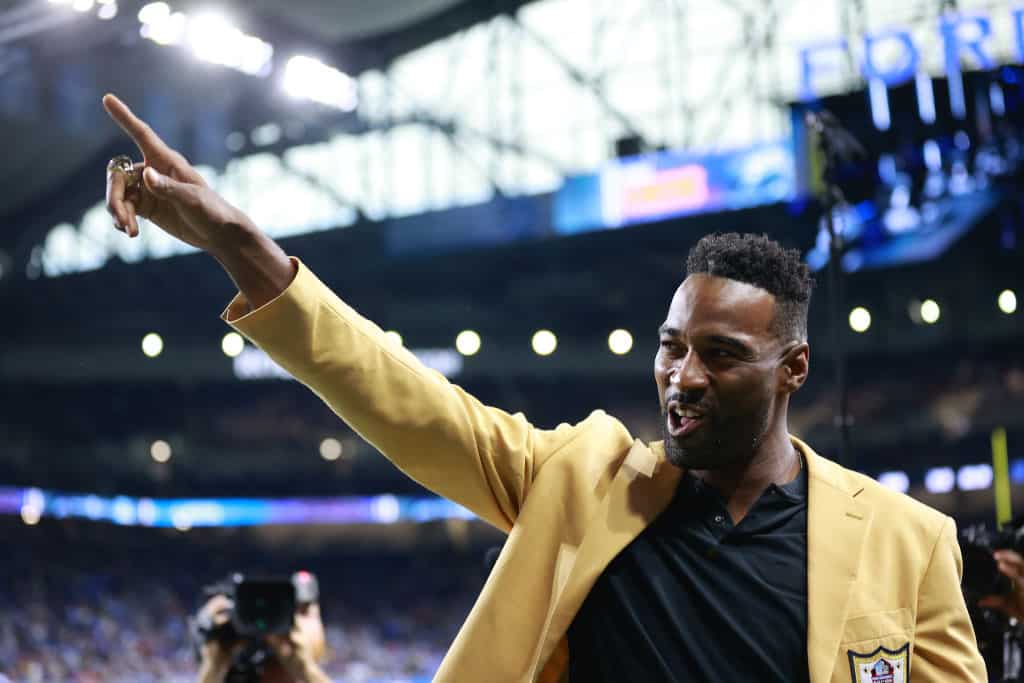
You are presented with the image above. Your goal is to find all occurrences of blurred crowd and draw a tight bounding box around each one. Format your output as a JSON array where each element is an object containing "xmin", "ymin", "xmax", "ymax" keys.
[{"xmin": 1, "ymin": 520, "xmax": 484, "ymax": 683}]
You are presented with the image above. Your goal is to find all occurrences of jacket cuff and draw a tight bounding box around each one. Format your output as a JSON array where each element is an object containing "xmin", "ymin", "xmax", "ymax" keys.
[{"xmin": 219, "ymin": 256, "xmax": 306, "ymax": 327}]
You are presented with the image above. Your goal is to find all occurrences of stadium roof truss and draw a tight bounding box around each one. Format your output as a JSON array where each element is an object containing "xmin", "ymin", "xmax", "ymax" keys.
[{"xmin": 19, "ymin": 0, "xmax": 1021, "ymax": 277}]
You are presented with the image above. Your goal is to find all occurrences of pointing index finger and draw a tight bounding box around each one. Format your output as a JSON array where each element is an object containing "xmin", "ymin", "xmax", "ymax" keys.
[{"xmin": 102, "ymin": 93, "xmax": 170, "ymax": 158}]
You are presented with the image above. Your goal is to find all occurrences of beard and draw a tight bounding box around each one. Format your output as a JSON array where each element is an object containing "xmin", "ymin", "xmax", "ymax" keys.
[{"xmin": 661, "ymin": 399, "xmax": 772, "ymax": 470}]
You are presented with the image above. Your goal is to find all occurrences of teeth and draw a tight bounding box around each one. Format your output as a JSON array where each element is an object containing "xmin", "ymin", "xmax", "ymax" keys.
[{"xmin": 672, "ymin": 406, "xmax": 702, "ymax": 419}]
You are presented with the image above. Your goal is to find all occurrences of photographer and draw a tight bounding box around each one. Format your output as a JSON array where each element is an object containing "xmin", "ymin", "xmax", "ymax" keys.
[
  {"xmin": 979, "ymin": 550, "xmax": 1024, "ymax": 618},
  {"xmin": 195, "ymin": 593, "xmax": 330, "ymax": 683}
]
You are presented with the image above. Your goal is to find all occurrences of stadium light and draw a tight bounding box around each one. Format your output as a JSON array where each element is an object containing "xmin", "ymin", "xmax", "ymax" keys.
[
  {"xmin": 221, "ymin": 332, "xmax": 245, "ymax": 358},
  {"xmin": 877, "ymin": 471, "xmax": 909, "ymax": 493},
  {"xmin": 72, "ymin": 0, "xmax": 95, "ymax": 11},
  {"xmin": 251, "ymin": 123, "xmax": 282, "ymax": 147},
  {"xmin": 608, "ymin": 329, "xmax": 633, "ymax": 355},
  {"xmin": 848, "ymin": 307, "xmax": 871, "ymax": 333},
  {"xmin": 139, "ymin": 7, "xmax": 185, "ymax": 46},
  {"xmin": 924, "ymin": 466, "xmax": 955, "ymax": 494},
  {"xmin": 320, "ymin": 438, "xmax": 343, "ymax": 461},
  {"xmin": 138, "ymin": 5, "xmax": 272, "ymax": 76},
  {"xmin": 385, "ymin": 331, "xmax": 403, "ymax": 346},
  {"xmin": 920, "ymin": 299, "xmax": 941, "ymax": 324},
  {"xmin": 999, "ymin": 289, "xmax": 1017, "ymax": 314},
  {"xmin": 150, "ymin": 440, "xmax": 172, "ymax": 463},
  {"xmin": 282, "ymin": 55, "xmax": 359, "ymax": 111},
  {"xmin": 532, "ymin": 330, "xmax": 557, "ymax": 356},
  {"xmin": 455, "ymin": 330, "xmax": 481, "ymax": 356},
  {"xmin": 97, "ymin": 2, "xmax": 117, "ymax": 19},
  {"xmin": 225, "ymin": 131, "xmax": 247, "ymax": 152},
  {"xmin": 957, "ymin": 464, "xmax": 993, "ymax": 491},
  {"xmin": 138, "ymin": 2, "xmax": 169, "ymax": 23},
  {"xmin": 186, "ymin": 12, "xmax": 273, "ymax": 77},
  {"xmin": 21, "ymin": 505, "xmax": 42, "ymax": 525},
  {"xmin": 141, "ymin": 332, "xmax": 164, "ymax": 358},
  {"xmin": 172, "ymin": 512, "xmax": 192, "ymax": 532}
]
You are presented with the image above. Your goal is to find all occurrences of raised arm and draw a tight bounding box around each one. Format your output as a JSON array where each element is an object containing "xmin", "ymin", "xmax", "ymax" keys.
[{"xmin": 102, "ymin": 94, "xmax": 621, "ymax": 530}]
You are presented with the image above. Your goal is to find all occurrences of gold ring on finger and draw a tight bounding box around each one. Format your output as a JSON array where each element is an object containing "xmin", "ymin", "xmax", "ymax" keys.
[{"xmin": 107, "ymin": 155, "xmax": 140, "ymax": 189}]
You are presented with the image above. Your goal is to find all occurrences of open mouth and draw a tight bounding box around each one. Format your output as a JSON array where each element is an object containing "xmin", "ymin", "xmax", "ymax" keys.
[{"xmin": 666, "ymin": 403, "xmax": 706, "ymax": 439}]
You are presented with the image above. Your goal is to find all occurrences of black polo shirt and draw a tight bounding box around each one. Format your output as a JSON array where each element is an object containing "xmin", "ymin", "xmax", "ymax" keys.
[{"xmin": 567, "ymin": 464, "xmax": 809, "ymax": 682}]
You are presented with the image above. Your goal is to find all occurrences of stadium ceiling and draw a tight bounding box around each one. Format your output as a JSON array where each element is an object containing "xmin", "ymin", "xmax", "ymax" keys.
[{"xmin": 0, "ymin": 0, "xmax": 535, "ymax": 254}]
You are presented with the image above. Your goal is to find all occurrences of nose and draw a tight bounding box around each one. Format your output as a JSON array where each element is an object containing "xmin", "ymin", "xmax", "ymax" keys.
[{"xmin": 668, "ymin": 349, "xmax": 709, "ymax": 394}]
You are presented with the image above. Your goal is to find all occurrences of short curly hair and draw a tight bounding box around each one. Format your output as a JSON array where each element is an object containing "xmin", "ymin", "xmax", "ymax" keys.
[{"xmin": 686, "ymin": 232, "xmax": 814, "ymax": 341}]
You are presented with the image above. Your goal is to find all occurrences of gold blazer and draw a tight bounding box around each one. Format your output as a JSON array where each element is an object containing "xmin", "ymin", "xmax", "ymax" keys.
[{"xmin": 224, "ymin": 258, "xmax": 986, "ymax": 682}]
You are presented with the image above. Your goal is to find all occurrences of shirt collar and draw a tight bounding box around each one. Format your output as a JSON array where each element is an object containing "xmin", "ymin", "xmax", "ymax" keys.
[{"xmin": 679, "ymin": 453, "xmax": 808, "ymax": 503}]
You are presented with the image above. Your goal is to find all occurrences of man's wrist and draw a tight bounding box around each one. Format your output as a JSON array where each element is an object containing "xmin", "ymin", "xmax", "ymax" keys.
[
  {"xmin": 206, "ymin": 217, "xmax": 261, "ymax": 262},
  {"xmin": 208, "ymin": 222, "xmax": 296, "ymax": 311}
]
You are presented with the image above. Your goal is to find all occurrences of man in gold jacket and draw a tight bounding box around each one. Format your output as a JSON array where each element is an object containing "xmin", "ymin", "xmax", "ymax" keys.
[{"xmin": 103, "ymin": 94, "xmax": 986, "ymax": 682}]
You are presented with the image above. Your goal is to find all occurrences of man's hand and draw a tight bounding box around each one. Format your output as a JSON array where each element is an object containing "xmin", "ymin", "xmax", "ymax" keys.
[
  {"xmin": 195, "ymin": 595, "xmax": 244, "ymax": 683},
  {"xmin": 267, "ymin": 603, "xmax": 330, "ymax": 683},
  {"xmin": 102, "ymin": 93, "xmax": 295, "ymax": 309},
  {"xmin": 102, "ymin": 93, "xmax": 255, "ymax": 253},
  {"xmin": 978, "ymin": 550, "xmax": 1024, "ymax": 619}
]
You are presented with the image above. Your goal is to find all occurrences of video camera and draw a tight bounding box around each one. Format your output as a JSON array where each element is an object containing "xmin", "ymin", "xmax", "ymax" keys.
[
  {"xmin": 960, "ymin": 520, "xmax": 1024, "ymax": 682},
  {"xmin": 190, "ymin": 571, "xmax": 319, "ymax": 683}
]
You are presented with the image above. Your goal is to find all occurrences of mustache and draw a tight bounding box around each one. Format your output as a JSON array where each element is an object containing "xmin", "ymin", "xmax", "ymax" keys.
[{"xmin": 663, "ymin": 391, "xmax": 715, "ymax": 415}]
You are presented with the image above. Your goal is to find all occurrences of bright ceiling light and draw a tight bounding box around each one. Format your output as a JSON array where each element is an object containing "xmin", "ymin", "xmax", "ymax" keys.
[
  {"xmin": 172, "ymin": 511, "xmax": 191, "ymax": 532},
  {"xmin": 225, "ymin": 131, "xmax": 247, "ymax": 152},
  {"xmin": 142, "ymin": 332, "xmax": 164, "ymax": 358},
  {"xmin": 924, "ymin": 466, "xmax": 955, "ymax": 494},
  {"xmin": 186, "ymin": 12, "xmax": 274, "ymax": 77},
  {"xmin": 97, "ymin": 2, "xmax": 118, "ymax": 19},
  {"xmin": 21, "ymin": 505, "xmax": 42, "ymax": 525},
  {"xmin": 222, "ymin": 332, "xmax": 245, "ymax": 358},
  {"xmin": 848, "ymin": 307, "xmax": 871, "ymax": 333},
  {"xmin": 138, "ymin": 2, "xmax": 169, "ymax": 24},
  {"xmin": 455, "ymin": 330, "xmax": 481, "ymax": 356},
  {"xmin": 72, "ymin": 0, "xmax": 94, "ymax": 11},
  {"xmin": 140, "ymin": 9, "xmax": 186, "ymax": 45},
  {"xmin": 877, "ymin": 471, "xmax": 909, "ymax": 493},
  {"xmin": 150, "ymin": 440, "xmax": 172, "ymax": 463},
  {"xmin": 532, "ymin": 330, "xmax": 557, "ymax": 356},
  {"xmin": 999, "ymin": 289, "xmax": 1017, "ymax": 314},
  {"xmin": 320, "ymin": 438, "xmax": 343, "ymax": 461},
  {"xmin": 920, "ymin": 299, "xmax": 941, "ymax": 324},
  {"xmin": 385, "ymin": 331, "xmax": 403, "ymax": 347},
  {"xmin": 608, "ymin": 329, "xmax": 633, "ymax": 355},
  {"xmin": 251, "ymin": 122, "xmax": 282, "ymax": 147},
  {"xmin": 957, "ymin": 464, "xmax": 993, "ymax": 491},
  {"xmin": 282, "ymin": 55, "xmax": 358, "ymax": 111}
]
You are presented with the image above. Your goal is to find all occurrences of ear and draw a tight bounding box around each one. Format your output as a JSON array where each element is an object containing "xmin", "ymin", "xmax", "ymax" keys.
[{"xmin": 778, "ymin": 342, "xmax": 809, "ymax": 395}]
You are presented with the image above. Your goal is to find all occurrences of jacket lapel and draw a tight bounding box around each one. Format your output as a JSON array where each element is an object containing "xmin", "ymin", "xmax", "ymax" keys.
[
  {"xmin": 538, "ymin": 436, "xmax": 872, "ymax": 683},
  {"xmin": 801, "ymin": 440, "xmax": 872, "ymax": 682},
  {"xmin": 538, "ymin": 439, "xmax": 681, "ymax": 669}
]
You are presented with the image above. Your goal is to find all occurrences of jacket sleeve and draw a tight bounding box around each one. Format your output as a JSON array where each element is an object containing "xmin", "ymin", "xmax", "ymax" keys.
[
  {"xmin": 222, "ymin": 258, "xmax": 609, "ymax": 532},
  {"xmin": 911, "ymin": 516, "xmax": 988, "ymax": 681}
]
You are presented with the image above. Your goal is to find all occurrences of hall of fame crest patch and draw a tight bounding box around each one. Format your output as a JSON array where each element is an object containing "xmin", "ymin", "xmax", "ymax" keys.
[{"xmin": 847, "ymin": 643, "xmax": 909, "ymax": 683}]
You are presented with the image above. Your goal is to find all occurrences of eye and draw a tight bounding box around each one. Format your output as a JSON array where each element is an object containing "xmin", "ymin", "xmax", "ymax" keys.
[{"xmin": 710, "ymin": 348, "xmax": 734, "ymax": 358}]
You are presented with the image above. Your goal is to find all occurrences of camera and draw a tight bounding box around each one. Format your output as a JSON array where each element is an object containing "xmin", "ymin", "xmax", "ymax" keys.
[
  {"xmin": 960, "ymin": 520, "xmax": 1024, "ymax": 682},
  {"xmin": 190, "ymin": 571, "xmax": 319, "ymax": 683},
  {"xmin": 960, "ymin": 522, "xmax": 1024, "ymax": 600}
]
